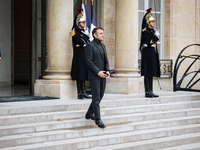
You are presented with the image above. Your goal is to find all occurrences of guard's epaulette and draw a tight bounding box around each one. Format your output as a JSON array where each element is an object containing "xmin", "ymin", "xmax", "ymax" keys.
[
  {"xmin": 142, "ymin": 27, "xmax": 146, "ymax": 32},
  {"xmin": 69, "ymin": 28, "xmax": 75, "ymax": 38}
]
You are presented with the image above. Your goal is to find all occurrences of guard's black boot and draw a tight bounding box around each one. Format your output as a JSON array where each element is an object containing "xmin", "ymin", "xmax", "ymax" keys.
[
  {"xmin": 145, "ymin": 91, "xmax": 154, "ymax": 98},
  {"xmin": 81, "ymin": 81, "xmax": 92, "ymax": 99},
  {"xmin": 144, "ymin": 76, "xmax": 154, "ymax": 98},
  {"xmin": 77, "ymin": 80, "xmax": 84, "ymax": 99},
  {"xmin": 149, "ymin": 77, "xmax": 159, "ymax": 97},
  {"xmin": 150, "ymin": 91, "xmax": 159, "ymax": 97}
]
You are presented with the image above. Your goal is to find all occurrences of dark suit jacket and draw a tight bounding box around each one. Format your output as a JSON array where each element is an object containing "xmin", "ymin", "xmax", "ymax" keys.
[{"xmin": 85, "ymin": 38, "xmax": 109, "ymax": 80}]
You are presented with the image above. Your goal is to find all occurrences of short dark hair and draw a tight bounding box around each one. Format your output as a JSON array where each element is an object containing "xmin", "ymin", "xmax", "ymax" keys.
[{"xmin": 92, "ymin": 27, "xmax": 104, "ymax": 37}]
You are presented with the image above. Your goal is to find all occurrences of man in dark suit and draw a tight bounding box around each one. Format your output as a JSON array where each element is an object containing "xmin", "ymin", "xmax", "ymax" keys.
[{"xmin": 84, "ymin": 27, "xmax": 110, "ymax": 128}]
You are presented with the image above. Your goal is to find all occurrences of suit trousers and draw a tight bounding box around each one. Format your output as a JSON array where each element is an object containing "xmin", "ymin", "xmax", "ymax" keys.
[{"xmin": 86, "ymin": 78, "xmax": 106, "ymax": 120}]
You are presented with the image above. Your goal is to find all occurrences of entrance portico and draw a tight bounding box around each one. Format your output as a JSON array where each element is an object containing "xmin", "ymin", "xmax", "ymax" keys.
[{"xmin": 34, "ymin": 0, "xmax": 144, "ymax": 98}]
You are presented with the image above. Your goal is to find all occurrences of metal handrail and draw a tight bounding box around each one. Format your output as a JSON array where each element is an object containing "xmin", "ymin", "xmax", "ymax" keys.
[{"xmin": 173, "ymin": 44, "xmax": 200, "ymax": 92}]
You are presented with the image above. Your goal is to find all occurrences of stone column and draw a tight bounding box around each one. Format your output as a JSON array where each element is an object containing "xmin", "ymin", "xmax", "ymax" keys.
[
  {"xmin": 105, "ymin": 0, "xmax": 144, "ymax": 94},
  {"xmin": 34, "ymin": 0, "xmax": 77, "ymax": 98},
  {"xmin": 101, "ymin": 0, "xmax": 116, "ymax": 70},
  {"xmin": 113, "ymin": 0, "xmax": 139, "ymax": 77}
]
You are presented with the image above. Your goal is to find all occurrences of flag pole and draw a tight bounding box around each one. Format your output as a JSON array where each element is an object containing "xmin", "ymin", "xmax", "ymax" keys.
[
  {"xmin": 85, "ymin": 0, "xmax": 87, "ymax": 5},
  {"xmin": 154, "ymin": 0, "xmax": 158, "ymax": 28},
  {"xmin": 92, "ymin": 0, "xmax": 94, "ymax": 6},
  {"xmin": 82, "ymin": 0, "xmax": 84, "ymax": 4}
]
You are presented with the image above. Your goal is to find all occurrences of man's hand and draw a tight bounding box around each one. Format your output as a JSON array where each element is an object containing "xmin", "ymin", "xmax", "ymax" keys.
[
  {"xmin": 98, "ymin": 71, "xmax": 107, "ymax": 78},
  {"xmin": 105, "ymin": 71, "xmax": 110, "ymax": 78},
  {"xmin": 0, "ymin": 57, "xmax": 1, "ymax": 60}
]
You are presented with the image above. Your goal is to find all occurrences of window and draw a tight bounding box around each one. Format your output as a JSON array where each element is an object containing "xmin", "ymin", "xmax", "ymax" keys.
[{"xmin": 138, "ymin": 0, "xmax": 164, "ymax": 59}]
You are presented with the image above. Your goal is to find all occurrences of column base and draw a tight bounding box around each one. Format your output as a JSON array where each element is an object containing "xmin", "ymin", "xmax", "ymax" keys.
[
  {"xmin": 105, "ymin": 77, "xmax": 144, "ymax": 94},
  {"xmin": 34, "ymin": 79, "xmax": 77, "ymax": 99},
  {"xmin": 111, "ymin": 68, "xmax": 140, "ymax": 78}
]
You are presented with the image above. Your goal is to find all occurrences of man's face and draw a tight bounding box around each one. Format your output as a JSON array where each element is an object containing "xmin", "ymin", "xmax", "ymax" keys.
[
  {"xmin": 94, "ymin": 29, "xmax": 104, "ymax": 41},
  {"xmin": 149, "ymin": 21, "xmax": 155, "ymax": 28},
  {"xmin": 79, "ymin": 22, "xmax": 86, "ymax": 29}
]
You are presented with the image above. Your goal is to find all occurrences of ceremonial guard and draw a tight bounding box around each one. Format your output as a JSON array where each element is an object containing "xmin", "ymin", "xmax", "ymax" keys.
[
  {"xmin": 140, "ymin": 8, "xmax": 160, "ymax": 98},
  {"xmin": 70, "ymin": 8, "xmax": 91, "ymax": 99}
]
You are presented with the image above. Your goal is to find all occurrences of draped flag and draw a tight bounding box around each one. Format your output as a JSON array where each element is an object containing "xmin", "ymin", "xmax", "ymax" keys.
[
  {"xmin": 81, "ymin": 2, "xmax": 86, "ymax": 19},
  {"xmin": 90, "ymin": 0, "xmax": 97, "ymax": 41},
  {"xmin": 85, "ymin": 1, "xmax": 90, "ymax": 36},
  {"xmin": 81, "ymin": 1, "xmax": 88, "ymax": 34}
]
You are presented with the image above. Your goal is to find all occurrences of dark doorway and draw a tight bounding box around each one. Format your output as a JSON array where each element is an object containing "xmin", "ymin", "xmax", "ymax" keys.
[
  {"xmin": 0, "ymin": 0, "xmax": 46, "ymax": 97},
  {"xmin": 13, "ymin": 0, "xmax": 31, "ymax": 86},
  {"xmin": 10, "ymin": 0, "xmax": 31, "ymax": 96}
]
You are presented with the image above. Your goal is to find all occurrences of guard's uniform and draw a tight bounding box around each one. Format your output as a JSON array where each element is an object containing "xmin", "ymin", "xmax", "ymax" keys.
[
  {"xmin": 140, "ymin": 7, "xmax": 160, "ymax": 98},
  {"xmin": 70, "ymin": 8, "xmax": 92, "ymax": 99},
  {"xmin": 141, "ymin": 26, "xmax": 160, "ymax": 77},
  {"xmin": 71, "ymin": 27, "xmax": 89, "ymax": 80}
]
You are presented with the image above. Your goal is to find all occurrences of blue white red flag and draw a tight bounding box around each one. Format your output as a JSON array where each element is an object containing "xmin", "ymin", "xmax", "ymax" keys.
[{"xmin": 90, "ymin": 3, "xmax": 97, "ymax": 41}]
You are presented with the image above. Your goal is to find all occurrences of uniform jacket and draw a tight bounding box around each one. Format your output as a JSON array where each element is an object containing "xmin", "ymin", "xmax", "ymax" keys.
[
  {"xmin": 85, "ymin": 38, "xmax": 109, "ymax": 80},
  {"xmin": 71, "ymin": 26, "xmax": 89, "ymax": 80},
  {"xmin": 140, "ymin": 26, "xmax": 160, "ymax": 77}
]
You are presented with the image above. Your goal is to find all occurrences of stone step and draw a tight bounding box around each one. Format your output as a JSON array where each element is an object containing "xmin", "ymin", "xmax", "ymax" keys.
[
  {"xmin": 1, "ymin": 100, "xmax": 200, "ymax": 126},
  {"xmin": 1, "ymin": 125, "xmax": 200, "ymax": 149},
  {"xmin": 1, "ymin": 120, "xmax": 200, "ymax": 148},
  {"xmin": 0, "ymin": 123, "xmax": 134, "ymax": 148},
  {"xmin": 0, "ymin": 107, "xmax": 200, "ymax": 137},
  {"xmin": 157, "ymin": 142, "xmax": 200, "ymax": 150},
  {"xmin": 84, "ymin": 133, "xmax": 200, "ymax": 150},
  {"xmin": 0, "ymin": 94, "xmax": 199, "ymax": 116}
]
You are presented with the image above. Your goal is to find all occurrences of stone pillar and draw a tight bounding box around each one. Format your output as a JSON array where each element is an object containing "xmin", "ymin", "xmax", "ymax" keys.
[
  {"xmin": 34, "ymin": 0, "xmax": 77, "ymax": 98},
  {"xmin": 101, "ymin": 0, "xmax": 116, "ymax": 70},
  {"xmin": 105, "ymin": 0, "xmax": 144, "ymax": 94}
]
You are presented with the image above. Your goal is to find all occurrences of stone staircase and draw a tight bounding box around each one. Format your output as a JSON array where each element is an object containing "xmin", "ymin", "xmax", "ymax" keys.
[{"xmin": 0, "ymin": 92, "xmax": 200, "ymax": 150}]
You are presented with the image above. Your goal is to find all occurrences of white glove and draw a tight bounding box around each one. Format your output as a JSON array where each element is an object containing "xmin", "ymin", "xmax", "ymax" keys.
[{"xmin": 155, "ymin": 29, "xmax": 160, "ymax": 38}]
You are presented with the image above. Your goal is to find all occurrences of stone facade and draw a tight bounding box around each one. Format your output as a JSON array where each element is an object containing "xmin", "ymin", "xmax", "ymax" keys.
[
  {"xmin": 164, "ymin": 0, "xmax": 200, "ymax": 90},
  {"xmin": 0, "ymin": 0, "xmax": 11, "ymax": 86}
]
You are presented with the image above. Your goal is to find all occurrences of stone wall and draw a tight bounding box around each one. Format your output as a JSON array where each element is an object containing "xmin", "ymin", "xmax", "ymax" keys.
[
  {"xmin": 164, "ymin": 0, "xmax": 200, "ymax": 90},
  {"xmin": 0, "ymin": 0, "xmax": 11, "ymax": 86}
]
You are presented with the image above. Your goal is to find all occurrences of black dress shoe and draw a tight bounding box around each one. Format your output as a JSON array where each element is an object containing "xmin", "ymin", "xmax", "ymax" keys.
[
  {"xmin": 150, "ymin": 91, "xmax": 159, "ymax": 97},
  {"xmin": 85, "ymin": 114, "xmax": 95, "ymax": 120},
  {"xmin": 95, "ymin": 119, "xmax": 106, "ymax": 128},
  {"xmin": 82, "ymin": 93, "xmax": 92, "ymax": 99},
  {"xmin": 145, "ymin": 92, "xmax": 154, "ymax": 98}
]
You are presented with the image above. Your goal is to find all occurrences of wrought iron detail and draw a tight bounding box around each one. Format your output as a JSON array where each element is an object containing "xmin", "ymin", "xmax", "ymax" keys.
[
  {"xmin": 138, "ymin": 59, "xmax": 173, "ymax": 78},
  {"xmin": 173, "ymin": 44, "xmax": 200, "ymax": 92}
]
